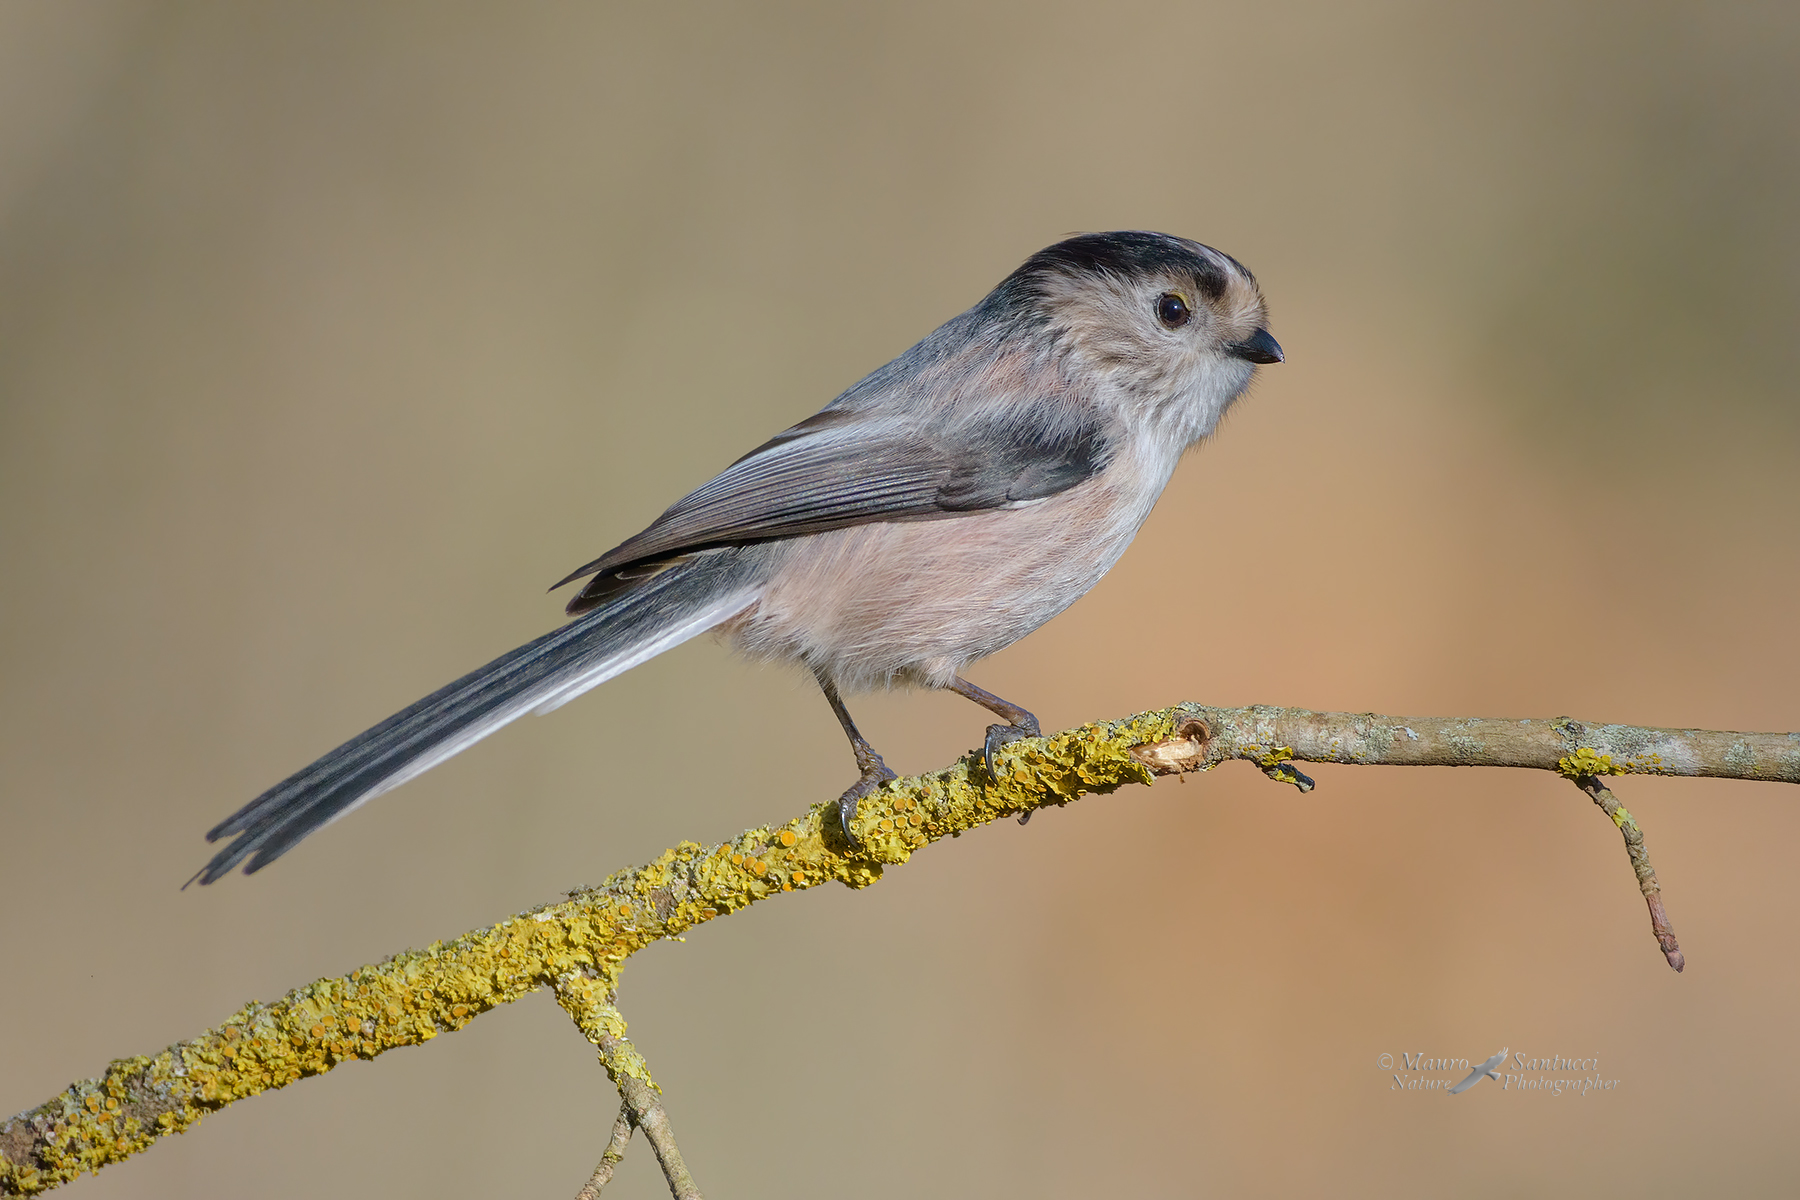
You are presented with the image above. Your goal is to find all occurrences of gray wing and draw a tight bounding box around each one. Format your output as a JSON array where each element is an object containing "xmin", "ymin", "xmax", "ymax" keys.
[{"xmin": 555, "ymin": 405, "xmax": 1112, "ymax": 614}]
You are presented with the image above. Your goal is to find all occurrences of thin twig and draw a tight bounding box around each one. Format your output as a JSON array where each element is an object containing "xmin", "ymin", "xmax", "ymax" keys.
[
  {"xmin": 616, "ymin": 1077, "xmax": 702, "ymax": 1200},
  {"xmin": 553, "ymin": 977, "xmax": 703, "ymax": 1200},
  {"xmin": 574, "ymin": 1105, "xmax": 633, "ymax": 1200},
  {"xmin": 1574, "ymin": 776, "xmax": 1684, "ymax": 972}
]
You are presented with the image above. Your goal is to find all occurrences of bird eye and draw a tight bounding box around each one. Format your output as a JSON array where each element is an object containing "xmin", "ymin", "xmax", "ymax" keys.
[{"xmin": 1155, "ymin": 292, "xmax": 1191, "ymax": 329}]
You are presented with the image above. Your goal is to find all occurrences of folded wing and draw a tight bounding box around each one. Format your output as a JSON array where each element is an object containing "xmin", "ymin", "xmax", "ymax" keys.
[{"xmin": 556, "ymin": 401, "xmax": 1113, "ymax": 614}]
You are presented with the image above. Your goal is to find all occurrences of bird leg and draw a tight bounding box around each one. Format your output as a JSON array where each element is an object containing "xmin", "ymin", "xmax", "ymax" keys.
[
  {"xmin": 816, "ymin": 672, "xmax": 896, "ymax": 847},
  {"xmin": 946, "ymin": 676, "xmax": 1041, "ymax": 791}
]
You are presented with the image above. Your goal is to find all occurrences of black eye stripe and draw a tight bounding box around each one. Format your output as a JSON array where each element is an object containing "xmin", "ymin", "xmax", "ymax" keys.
[{"xmin": 1192, "ymin": 261, "xmax": 1229, "ymax": 303}]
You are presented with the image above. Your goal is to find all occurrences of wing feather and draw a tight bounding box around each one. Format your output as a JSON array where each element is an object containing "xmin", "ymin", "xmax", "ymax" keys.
[{"xmin": 557, "ymin": 403, "xmax": 1113, "ymax": 614}]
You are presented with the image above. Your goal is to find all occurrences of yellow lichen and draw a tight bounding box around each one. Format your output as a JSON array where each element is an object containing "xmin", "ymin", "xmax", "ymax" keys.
[{"xmin": 1559, "ymin": 747, "xmax": 1628, "ymax": 779}]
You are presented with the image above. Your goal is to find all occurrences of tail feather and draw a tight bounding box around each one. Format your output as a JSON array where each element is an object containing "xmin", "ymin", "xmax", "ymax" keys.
[{"xmin": 191, "ymin": 552, "xmax": 761, "ymax": 884}]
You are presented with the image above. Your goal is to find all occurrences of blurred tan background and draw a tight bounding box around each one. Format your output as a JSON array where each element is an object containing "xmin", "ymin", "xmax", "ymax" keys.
[{"xmin": 3, "ymin": 2, "xmax": 1798, "ymax": 1196}]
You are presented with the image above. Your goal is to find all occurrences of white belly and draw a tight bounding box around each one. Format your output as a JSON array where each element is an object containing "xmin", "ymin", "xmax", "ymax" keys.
[{"xmin": 724, "ymin": 464, "xmax": 1166, "ymax": 691}]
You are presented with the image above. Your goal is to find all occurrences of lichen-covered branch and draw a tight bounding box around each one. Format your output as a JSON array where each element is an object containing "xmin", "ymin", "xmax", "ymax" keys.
[{"xmin": 4, "ymin": 704, "xmax": 1795, "ymax": 1194}]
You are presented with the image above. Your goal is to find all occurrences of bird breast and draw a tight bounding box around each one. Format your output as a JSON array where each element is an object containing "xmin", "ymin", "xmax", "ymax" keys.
[{"xmin": 723, "ymin": 449, "xmax": 1173, "ymax": 692}]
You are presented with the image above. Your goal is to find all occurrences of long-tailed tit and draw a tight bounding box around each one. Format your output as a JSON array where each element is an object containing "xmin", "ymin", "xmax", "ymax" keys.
[{"xmin": 193, "ymin": 230, "xmax": 1281, "ymax": 882}]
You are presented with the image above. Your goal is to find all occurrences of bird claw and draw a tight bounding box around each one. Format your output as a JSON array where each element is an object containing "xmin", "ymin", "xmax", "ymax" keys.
[
  {"xmin": 834, "ymin": 761, "xmax": 897, "ymax": 849},
  {"xmin": 981, "ymin": 722, "xmax": 1039, "ymax": 785}
]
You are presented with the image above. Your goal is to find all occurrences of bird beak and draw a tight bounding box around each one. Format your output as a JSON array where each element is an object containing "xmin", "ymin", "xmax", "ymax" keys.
[{"xmin": 1227, "ymin": 328, "xmax": 1283, "ymax": 364}]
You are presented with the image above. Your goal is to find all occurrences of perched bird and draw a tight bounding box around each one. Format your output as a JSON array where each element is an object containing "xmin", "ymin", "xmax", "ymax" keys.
[{"xmin": 193, "ymin": 231, "xmax": 1281, "ymax": 883}]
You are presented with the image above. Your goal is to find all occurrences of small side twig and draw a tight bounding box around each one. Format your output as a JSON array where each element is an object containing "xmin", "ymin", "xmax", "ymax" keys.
[
  {"xmin": 615, "ymin": 1076, "xmax": 701, "ymax": 1200},
  {"xmin": 574, "ymin": 1106, "xmax": 633, "ymax": 1200},
  {"xmin": 1137, "ymin": 713, "xmax": 1705, "ymax": 972},
  {"xmin": 1572, "ymin": 775, "xmax": 1685, "ymax": 972},
  {"xmin": 554, "ymin": 975, "xmax": 703, "ymax": 1200}
]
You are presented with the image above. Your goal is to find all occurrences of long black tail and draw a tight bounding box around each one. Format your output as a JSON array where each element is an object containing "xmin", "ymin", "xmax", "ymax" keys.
[{"xmin": 191, "ymin": 552, "xmax": 762, "ymax": 884}]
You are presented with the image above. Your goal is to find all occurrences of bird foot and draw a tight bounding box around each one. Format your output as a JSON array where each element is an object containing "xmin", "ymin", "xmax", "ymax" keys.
[
  {"xmin": 834, "ymin": 760, "xmax": 897, "ymax": 849},
  {"xmin": 981, "ymin": 721, "xmax": 1040, "ymax": 787}
]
